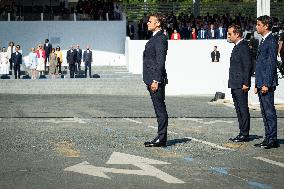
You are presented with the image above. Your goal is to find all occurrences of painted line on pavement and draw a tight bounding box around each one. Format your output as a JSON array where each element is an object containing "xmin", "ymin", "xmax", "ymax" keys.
[
  {"xmin": 123, "ymin": 118, "xmax": 143, "ymax": 124},
  {"xmin": 254, "ymin": 157, "xmax": 284, "ymax": 168},
  {"xmin": 147, "ymin": 125, "xmax": 232, "ymax": 150},
  {"xmin": 178, "ymin": 118, "xmax": 234, "ymax": 125},
  {"xmin": 186, "ymin": 137, "xmax": 235, "ymax": 151}
]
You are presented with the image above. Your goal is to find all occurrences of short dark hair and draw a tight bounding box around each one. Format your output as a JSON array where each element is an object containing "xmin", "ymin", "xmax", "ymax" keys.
[
  {"xmin": 257, "ymin": 15, "xmax": 273, "ymax": 30},
  {"xmin": 45, "ymin": 39, "xmax": 49, "ymax": 43},
  {"xmin": 149, "ymin": 13, "xmax": 166, "ymax": 29},
  {"xmin": 228, "ymin": 24, "xmax": 243, "ymax": 37}
]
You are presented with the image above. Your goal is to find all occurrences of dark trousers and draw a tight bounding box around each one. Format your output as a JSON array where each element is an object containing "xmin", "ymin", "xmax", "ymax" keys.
[
  {"xmin": 148, "ymin": 84, "xmax": 168, "ymax": 142},
  {"xmin": 85, "ymin": 62, "xmax": 91, "ymax": 78},
  {"xmin": 69, "ymin": 64, "xmax": 75, "ymax": 78},
  {"xmin": 14, "ymin": 64, "xmax": 21, "ymax": 79},
  {"xmin": 258, "ymin": 88, "xmax": 277, "ymax": 143},
  {"xmin": 231, "ymin": 89, "xmax": 250, "ymax": 136},
  {"xmin": 57, "ymin": 61, "xmax": 62, "ymax": 74}
]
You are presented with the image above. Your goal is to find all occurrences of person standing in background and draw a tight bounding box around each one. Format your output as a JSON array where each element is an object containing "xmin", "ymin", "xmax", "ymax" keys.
[
  {"xmin": 0, "ymin": 47, "xmax": 10, "ymax": 77},
  {"xmin": 75, "ymin": 44, "xmax": 82, "ymax": 75},
  {"xmin": 83, "ymin": 45, "xmax": 93, "ymax": 78},
  {"xmin": 7, "ymin": 41, "xmax": 15, "ymax": 74},
  {"xmin": 36, "ymin": 44, "xmax": 46, "ymax": 77},
  {"xmin": 11, "ymin": 45, "xmax": 22, "ymax": 79},
  {"xmin": 49, "ymin": 48, "xmax": 57, "ymax": 79},
  {"xmin": 211, "ymin": 46, "xmax": 220, "ymax": 62},
  {"xmin": 29, "ymin": 47, "xmax": 38, "ymax": 79},
  {"xmin": 66, "ymin": 45, "xmax": 77, "ymax": 78},
  {"xmin": 55, "ymin": 46, "xmax": 63, "ymax": 74},
  {"xmin": 44, "ymin": 39, "xmax": 52, "ymax": 74}
]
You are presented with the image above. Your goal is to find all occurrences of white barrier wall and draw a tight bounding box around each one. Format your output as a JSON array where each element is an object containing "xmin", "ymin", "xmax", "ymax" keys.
[{"xmin": 125, "ymin": 38, "xmax": 284, "ymax": 104}]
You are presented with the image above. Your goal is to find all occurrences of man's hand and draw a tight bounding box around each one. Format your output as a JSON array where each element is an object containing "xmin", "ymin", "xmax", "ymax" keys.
[
  {"xmin": 150, "ymin": 81, "xmax": 159, "ymax": 93},
  {"xmin": 261, "ymin": 85, "xmax": 268, "ymax": 94},
  {"xmin": 242, "ymin": 85, "xmax": 249, "ymax": 92}
]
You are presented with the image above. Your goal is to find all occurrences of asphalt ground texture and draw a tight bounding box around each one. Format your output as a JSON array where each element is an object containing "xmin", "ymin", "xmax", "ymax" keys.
[{"xmin": 0, "ymin": 94, "xmax": 283, "ymax": 189}]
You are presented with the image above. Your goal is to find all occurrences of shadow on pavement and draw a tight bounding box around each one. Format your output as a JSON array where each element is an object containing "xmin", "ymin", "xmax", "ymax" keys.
[{"xmin": 167, "ymin": 138, "xmax": 191, "ymax": 146}]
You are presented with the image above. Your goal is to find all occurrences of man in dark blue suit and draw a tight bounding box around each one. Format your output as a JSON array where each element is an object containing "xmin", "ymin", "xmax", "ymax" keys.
[
  {"xmin": 11, "ymin": 45, "xmax": 22, "ymax": 79},
  {"xmin": 227, "ymin": 24, "xmax": 253, "ymax": 142},
  {"xmin": 143, "ymin": 13, "xmax": 168, "ymax": 147},
  {"xmin": 254, "ymin": 15, "xmax": 279, "ymax": 149},
  {"xmin": 83, "ymin": 45, "xmax": 93, "ymax": 78},
  {"xmin": 44, "ymin": 39, "xmax": 52, "ymax": 73},
  {"xmin": 75, "ymin": 44, "xmax": 82, "ymax": 75},
  {"xmin": 66, "ymin": 45, "xmax": 77, "ymax": 78}
]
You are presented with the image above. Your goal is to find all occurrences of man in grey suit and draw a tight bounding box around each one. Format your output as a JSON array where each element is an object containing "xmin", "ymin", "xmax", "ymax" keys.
[
  {"xmin": 254, "ymin": 15, "xmax": 279, "ymax": 149},
  {"xmin": 143, "ymin": 13, "xmax": 168, "ymax": 147},
  {"xmin": 227, "ymin": 24, "xmax": 253, "ymax": 142}
]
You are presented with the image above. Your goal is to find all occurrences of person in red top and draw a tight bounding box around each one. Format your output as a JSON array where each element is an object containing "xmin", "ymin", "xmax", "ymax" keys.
[
  {"xmin": 36, "ymin": 44, "xmax": 46, "ymax": 77},
  {"xmin": 170, "ymin": 29, "xmax": 181, "ymax": 40},
  {"xmin": 191, "ymin": 28, "xmax": 197, "ymax": 39}
]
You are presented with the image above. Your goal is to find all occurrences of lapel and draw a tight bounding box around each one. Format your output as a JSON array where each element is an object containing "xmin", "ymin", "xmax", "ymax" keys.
[
  {"xmin": 257, "ymin": 33, "xmax": 271, "ymax": 57},
  {"xmin": 146, "ymin": 30, "xmax": 163, "ymax": 46}
]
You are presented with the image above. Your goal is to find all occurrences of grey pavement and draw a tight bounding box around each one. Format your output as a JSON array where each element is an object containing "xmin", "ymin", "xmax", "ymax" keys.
[{"xmin": 0, "ymin": 94, "xmax": 283, "ymax": 189}]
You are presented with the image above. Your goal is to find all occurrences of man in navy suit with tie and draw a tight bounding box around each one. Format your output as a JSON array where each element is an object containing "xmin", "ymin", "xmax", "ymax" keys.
[
  {"xmin": 143, "ymin": 13, "xmax": 168, "ymax": 147},
  {"xmin": 11, "ymin": 45, "xmax": 22, "ymax": 79},
  {"xmin": 227, "ymin": 24, "xmax": 252, "ymax": 142},
  {"xmin": 254, "ymin": 15, "xmax": 279, "ymax": 149}
]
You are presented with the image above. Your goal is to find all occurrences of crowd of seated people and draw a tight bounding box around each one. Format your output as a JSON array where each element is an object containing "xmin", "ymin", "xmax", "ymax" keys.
[{"xmin": 134, "ymin": 12, "xmax": 283, "ymax": 41}]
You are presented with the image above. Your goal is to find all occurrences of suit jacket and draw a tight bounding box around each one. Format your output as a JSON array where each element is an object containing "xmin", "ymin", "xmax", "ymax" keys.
[
  {"xmin": 76, "ymin": 48, "xmax": 82, "ymax": 62},
  {"xmin": 228, "ymin": 40, "xmax": 253, "ymax": 89},
  {"xmin": 143, "ymin": 30, "xmax": 168, "ymax": 85},
  {"xmin": 208, "ymin": 29, "xmax": 216, "ymax": 39},
  {"xmin": 44, "ymin": 43, "xmax": 52, "ymax": 56},
  {"xmin": 211, "ymin": 50, "xmax": 220, "ymax": 62},
  {"xmin": 255, "ymin": 33, "xmax": 278, "ymax": 88},
  {"xmin": 198, "ymin": 29, "xmax": 207, "ymax": 39},
  {"xmin": 66, "ymin": 49, "xmax": 77, "ymax": 65},
  {"xmin": 216, "ymin": 27, "xmax": 227, "ymax": 39},
  {"xmin": 12, "ymin": 52, "xmax": 22, "ymax": 65},
  {"xmin": 83, "ymin": 50, "xmax": 92, "ymax": 63}
]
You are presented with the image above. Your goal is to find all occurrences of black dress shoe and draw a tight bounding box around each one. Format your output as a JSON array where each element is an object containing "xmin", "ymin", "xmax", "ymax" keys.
[
  {"xmin": 254, "ymin": 139, "xmax": 268, "ymax": 147},
  {"xmin": 263, "ymin": 142, "xmax": 279, "ymax": 149},
  {"xmin": 229, "ymin": 135, "xmax": 249, "ymax": 142},
  {"xmin": 144, "ymin": 139, "xmax": 166, "ymax": 147}
]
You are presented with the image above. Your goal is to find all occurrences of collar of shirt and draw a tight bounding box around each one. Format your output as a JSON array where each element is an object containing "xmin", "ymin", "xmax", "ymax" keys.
[
  {"xmin": 235, "ymin": 38, "xmax": 244, "ymax": 46},
  {"xmin": 152, "ymin": 30, "xmax": 161, "ymax": 36},
  {"xmin": 262, "ymin": 31, "xmax": 272, "ymax": 40}
]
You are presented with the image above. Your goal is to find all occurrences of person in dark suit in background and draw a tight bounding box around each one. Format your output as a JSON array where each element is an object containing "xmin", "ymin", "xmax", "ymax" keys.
[
  {"xmin": 208, "ymin": 24, "xmax": 216, "ymax": 39},
  {"xmin": 66, "ymin": 45, "xmax": 77, "ymax": 78},
  {"xmin": 75, "ymin": 44, "xmax": 82, "ymax": 75},
  {"xmin": 44, "ymin": 39, "xmax": 52, "ymax": 73},
  {"xmin": 83, "ymin": 45, "xmax": 93, "ymax": 78},
  {"xmin": 143, "ymin": 13, "xmax": 168, "ymax": 147},
  {"xmin": 254, "ymin": 15, "xmax": 279, "ymax": 149},
  {"xmin": 11, "ymin": 45, "xmax": 22, "ymax": 79},
  {"xmin": 211, "ymin": 46, "xmax": 220, "ymax": 62},
  {"xmin": 227, "ymin": 24, "xmax": 253, "ymax": 142}
]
